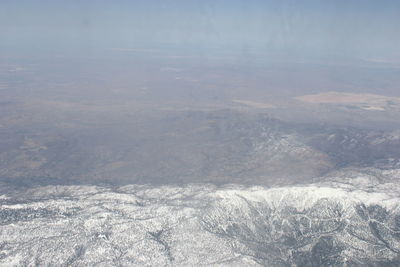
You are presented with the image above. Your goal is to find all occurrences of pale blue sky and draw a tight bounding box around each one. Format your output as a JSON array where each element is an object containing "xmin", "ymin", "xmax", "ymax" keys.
[{"xmin": 1, "ymin": 0, "xmax": 399, "ymax": 60}]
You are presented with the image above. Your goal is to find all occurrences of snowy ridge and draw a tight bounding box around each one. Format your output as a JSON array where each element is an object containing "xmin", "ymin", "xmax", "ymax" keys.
[
  {"xmin": 1, "ymin": 174, "xmax": 400, "ymax": 266},
  {"xmin": 0, "ymin": 181, "xmax": 400, "ymax": 266},
  {"xmin": 214, "ymin": 185, "xmax": 399, "ymax": 211}
]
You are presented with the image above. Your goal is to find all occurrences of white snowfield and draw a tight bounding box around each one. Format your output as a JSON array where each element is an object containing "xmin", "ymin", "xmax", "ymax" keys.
[{"xmin": 1, "ymin": 170, "xmax": 400, "ymax": 266}]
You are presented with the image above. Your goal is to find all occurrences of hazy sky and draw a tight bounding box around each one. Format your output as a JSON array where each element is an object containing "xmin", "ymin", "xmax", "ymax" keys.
[{"xmin": 1, "ymin": 0, "xmax": 400, "ymax": 60}]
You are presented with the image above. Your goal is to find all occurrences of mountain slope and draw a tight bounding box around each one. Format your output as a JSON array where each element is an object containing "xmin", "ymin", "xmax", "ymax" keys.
[{"xmin": 1, "ymin": 169, "xmax": 399, "ymax": 266}]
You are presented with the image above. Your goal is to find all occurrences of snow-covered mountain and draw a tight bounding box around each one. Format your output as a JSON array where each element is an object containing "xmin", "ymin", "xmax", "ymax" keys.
[
  {"xmin": 1, "ymin": 168, "xmax": 399, "ymax": 266},
  {"xmin": 1, "ymin": 108, "xmax": 400, "ymax": 266}
]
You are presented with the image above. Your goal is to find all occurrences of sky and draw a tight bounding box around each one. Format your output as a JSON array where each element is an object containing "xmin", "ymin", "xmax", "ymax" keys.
[{"xmin": 1, "ymin": 0, "xmax": 400, "ymax": 60}]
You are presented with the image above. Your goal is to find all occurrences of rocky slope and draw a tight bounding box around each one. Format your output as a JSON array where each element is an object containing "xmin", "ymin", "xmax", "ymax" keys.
[{"xmin": 1, "ymin": 110, "xmax": 400, "ymax": 187}]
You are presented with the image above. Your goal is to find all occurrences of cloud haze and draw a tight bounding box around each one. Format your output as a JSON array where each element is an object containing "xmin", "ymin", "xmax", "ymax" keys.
[{"xmin": 1, "ymin": 0, "xmax": 399, "ymax": 60}]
